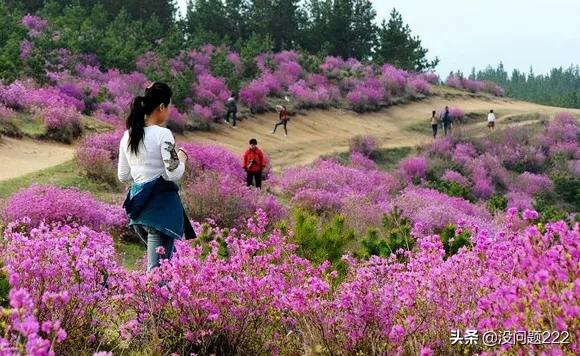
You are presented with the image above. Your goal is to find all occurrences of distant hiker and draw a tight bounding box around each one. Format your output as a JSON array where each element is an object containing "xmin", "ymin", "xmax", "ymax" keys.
[
  {"xmin": 225, "ymin": 93, "xmax": 238, "ymax": 128},
  {"xmin": 430, "ymin": 110, "xmax": 439, "ymax": 138},
  {"xmin": 442, "ymin": 106, "xmax": 452, "ymax": 136},
  {"xmin": 272, "ymin": 105, "xmax": 290, "ymax": 136},
  {"xmin": 118, "ymin": 82, "xmax": 195, "ymax": 273},
  {"xmin": 487, "ymin": 109, "xmax": 496, "ymax": 131},
  {"xmin": 243, "ymin": 138, "xmax": 267, "ymax": 188}
]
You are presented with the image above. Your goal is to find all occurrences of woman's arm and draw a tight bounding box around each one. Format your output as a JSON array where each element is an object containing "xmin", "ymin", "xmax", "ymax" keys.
[
  {"xmin": 160, "ymin": 130, "xmax": 185, "ymax": 181},
  {"xmin": 117, "ymin": 137, "xmax": 132, "ymax": 182}
]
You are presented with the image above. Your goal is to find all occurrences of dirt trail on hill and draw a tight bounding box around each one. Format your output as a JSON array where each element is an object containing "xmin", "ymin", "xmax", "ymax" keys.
[
  {"xmin": 181, "ymin": 95, "xmax": 580, "ymax": 172},
  {"xmin": 0, "ymin": 137, "xmax": 75, "ymax": 181},
  {"xmin": 1, "ymin": 93, "xmax": 578, "ymax": 182}
]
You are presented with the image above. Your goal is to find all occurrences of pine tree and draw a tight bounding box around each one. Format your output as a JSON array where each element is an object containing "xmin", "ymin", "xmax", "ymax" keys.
[{"xmin": 374, "ymin": 9, "xmax": 438, "ymax": 71}]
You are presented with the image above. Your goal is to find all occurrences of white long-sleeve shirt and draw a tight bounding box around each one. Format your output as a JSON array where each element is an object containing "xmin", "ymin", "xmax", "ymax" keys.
[
  {"xmin": 117, "ymin": 125, "xmax": 185, "ymax": 184},
  {"xmin": 487, "ymin": 113, "xmax": 496, "ymax": 122}
]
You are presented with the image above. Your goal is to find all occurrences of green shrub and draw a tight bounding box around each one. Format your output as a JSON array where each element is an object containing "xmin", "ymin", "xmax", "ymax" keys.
[
  {"xmin": 487, "ymin": 194, "xmax": 508, "ymax": 214},
  {"xmin": 360, "ymin": 208, "xmax": 413, "ymax": 258},
  {"xmin": 291, "ymin": 209, "xmax": 353, "ymax": 270},
  {"xmin": 439, "ymin": 225, "xmax": 472, "ymax": 257},
  {"xmin": 552, "ymin": 175, "xmax": 580, "ymax": 211},
  {"xmin": 429, "ymin": 180, "xmax": 475, "ymax": 202}
]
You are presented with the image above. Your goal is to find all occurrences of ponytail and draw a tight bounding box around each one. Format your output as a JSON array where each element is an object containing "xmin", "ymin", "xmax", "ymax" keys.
[
  {"xmin": 127, "ymin": 96, "xmax": 146, "ymax": 155},
  {"xmin": 125, "ymin": 82, "xmax": 173, "ymax": 155}
]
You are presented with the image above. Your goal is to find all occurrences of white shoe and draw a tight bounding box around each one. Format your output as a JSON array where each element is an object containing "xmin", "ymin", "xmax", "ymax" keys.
[
  {"xmin": 271, "ymin": 130, "xmax": 275, "ymax": 134},
  {"xmin": 285, "ymin": 134, "xmax": 288, "ymax": 137},
  {"xmin": 232, "ymin": 126, "xmax": 238, "ymax": 129}
]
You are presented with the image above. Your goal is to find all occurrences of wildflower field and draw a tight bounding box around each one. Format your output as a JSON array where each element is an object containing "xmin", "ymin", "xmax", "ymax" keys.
[{"xmin": 0, "ymin": 12, "xmax": 579, "ymax": 356}]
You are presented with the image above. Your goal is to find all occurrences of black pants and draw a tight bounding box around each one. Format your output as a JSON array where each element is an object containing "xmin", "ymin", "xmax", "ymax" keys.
[
  {"xmin": 432, "ymin": 124, "xmax": 438, "ymax": 138},
  {"xmin": 444, "ymin": 122, "xmax": 452, "ymax": 136},
  {"xmin": 246, "ymin": 171, "xmax": 262, "ymax": 188},
  {"xmin": 273, "ymin": 119, "xmax": 288, "ymax": 135},
  {"xmin": 225, "ymin": 110, "xmax": 237, "ymax": 127}
]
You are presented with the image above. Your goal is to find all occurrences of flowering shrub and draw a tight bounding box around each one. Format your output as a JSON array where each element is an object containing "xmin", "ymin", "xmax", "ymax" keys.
[
  {"xmin": 182, "ymin": 172, "xmax": 285, "ymax": 228},
  {"xmin": 348, "ymin": 135, "xmax": 378, "ymax": 157},
  {"xmin": 442, "ymin": 170, "xmax": 470, "ymax": 187},
  {"xmin": 346, "ymin": 78, "xmax": 386, "ymax": 112},
  {"xmin": 288, "ymin": 75, "xmax": 340, "ymax": 108},
  {"xmin": 1, "ymin": 221, "xmax": 125, "ymax": 354},
  {"xmin": 407, "ymin": 77, "xmax": 430, "ymax": 95},
  {"xmin": 239, "ymin": 79, "xmax": 269, "ymax": 111},
  {"xmin": 280, "ymin": 159, "xmax": 399, "ymax": 214},
  {"xmin": 399, "ymin": 156, "xmax": 428, "ymax": 181},
  {"xmin": 192, "ymin": 74, "xmax": 230, "ymax": 121},
  {"xmin": 445, "ymin": 75, "xmax": 504, "ymax": 96},
  {"xmin": 0, "ymin": 104, "xmax": 14, "ymax": 122},
  {"xmin": 180, "ymin": 143, "xmax": 246, "ymax": 181},
  {"xmin": 167, "ymin": 106, "xmax": 187, "ymax": 132},
  {"xmin": 76, "ymin": 130, "xmax": 124, "ymax": 185},
  {"xmin": 2, "ymin": 185, "xmax": 126, "ymax": 231},
  {"xmin": 21, "ymin": 15, "xmax": 48, "ymax": 37},
  {"xmin": 511, "ymin": 172, "xmax": 553, "ymax": 195}
]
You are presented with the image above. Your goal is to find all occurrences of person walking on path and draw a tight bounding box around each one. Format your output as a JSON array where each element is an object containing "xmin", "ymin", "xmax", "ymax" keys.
[
  {"xmin": 225, "ymin": 93, "xmax": 238, "ymax": 128},
  {"xmin": 442, "ymin": 106, "xmax": 452, "ymax": 136},
  {"xmin": 430, "ymin": 110, "xmax": 439, "ymax": 138},
  {"xmin": 487, "ymin": 109, "xmax": 496, "ymax": 131},
  {"xmin": 272, "ymin": 105, "xmax": 290, "ymax": 136},
  {"xmin": 243, "ymin": 138, "xmax": 267, "ymax": 188},
  {"xmin": 118, "ymin": 82, "xmax": 195, "ymax": 273}
]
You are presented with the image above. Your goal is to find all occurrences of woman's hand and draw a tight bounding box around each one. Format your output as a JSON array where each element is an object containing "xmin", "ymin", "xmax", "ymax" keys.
[{"xmin": 177, "ymin": 148, "xmax": 188, "ymax": 163}]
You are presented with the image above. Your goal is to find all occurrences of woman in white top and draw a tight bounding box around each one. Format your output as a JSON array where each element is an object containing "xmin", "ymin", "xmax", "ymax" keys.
[
  {"xmin": 487, "ymin": 109, "xmax": 496, "ymax": 131},
  {"xmin": 118, "ymin": 82, "xmax": 189, "ymax": 272}
]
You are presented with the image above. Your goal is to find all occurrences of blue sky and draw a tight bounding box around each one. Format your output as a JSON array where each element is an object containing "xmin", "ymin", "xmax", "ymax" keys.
[{"xmin": 176, "ymin": 0, "xmax": 580, "ymax": 76}]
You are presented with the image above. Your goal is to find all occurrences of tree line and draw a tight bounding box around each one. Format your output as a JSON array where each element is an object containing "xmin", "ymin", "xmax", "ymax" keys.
[
  {"xmin": 0, "ymin": 0, "xmax": 438, "ymax": 80},
  {"xmin": 454, "ymin": 63, "xmax": 580, "ymax": 109}
]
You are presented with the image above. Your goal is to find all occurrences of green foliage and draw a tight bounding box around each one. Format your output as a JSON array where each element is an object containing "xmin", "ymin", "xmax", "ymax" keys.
[
  {"xmin": 552, "ymin": 175, "xmax": 580, "ymax": 211},
  {"xmin": 0, "ymin": 1, "xmax": 25, "ymax": 81},
  {"xmin": 292, "ymin": 209, "xmax": 353, "ymax": 270},
  {"xmin": 10, "ymin": 0, "xmax": 175, "ymax": 30},
  {"xmin": 211, "ymin": 50, "xmax": 241, "ymax": 93},
  {"xmin": 239, "ymin": 34, "xmax": 274, "ymax": 78},
  {"xmin": 487, "ymin": 194, "xmax": 508, "ymax": 214},
  {"xmin": 0, "ymin": 270, "xmax": 9, "ymax": 307},
  {"xmin": 429, "ymin": 180, "xmax": 476, "ymax": 202},
  {"xmin": 473, "ymin": 62, "xmax": 580, "ymax": 109},
  {"xmin": 439, "ymin": 225, "xmax": 472, "ymax": 257},
  {"xmin": 360, "ymin": 208, "xmax": 413, "ymax": 258},
  {"xmin": 374, "ymin": 9, "xmax": 439, "ymax": 71}
]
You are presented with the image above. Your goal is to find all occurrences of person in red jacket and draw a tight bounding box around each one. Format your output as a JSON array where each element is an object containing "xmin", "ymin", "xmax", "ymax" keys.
[{"xmin": 243, "ymin": 138, "xmax": 267, "ymax": 188}]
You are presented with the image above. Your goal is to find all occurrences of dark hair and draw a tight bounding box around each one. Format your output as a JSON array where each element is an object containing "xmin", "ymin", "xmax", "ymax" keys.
[
  {"xmin": 126, "ymin": 82, "xmax": 172, "ymax": 154},
  {"xmin": 490, "ymin": 109, "xmax": 494, "ymax": 113},
  {"xmin": 445, "ymin": 106, "xmax": 449, "ymax": 110},
  {"xmin": 249, "ymin": 138, "xmax": 258, "ymax": 145},
  {"xmin": 432, "ymin": 110, "xmax": 436, "ymax": 116}
]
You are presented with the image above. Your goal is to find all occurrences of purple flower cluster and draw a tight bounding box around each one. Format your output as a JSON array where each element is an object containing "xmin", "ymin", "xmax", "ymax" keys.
[
  {"xmin": 346, "ymin": 78, "xmax": 387, "ymax": 112},
  {"xmin": 349, "ymin": 135, "xmax": 378, "ymax": 157},
  {"xmin": 280, "ymin": 159, "xmax": 400, "ymax": 217},
  {"xmin": 21, "ymin": 15, "xmax": 48, "ymax": 38},
  {"xmin": 442, "ymin": 169, "xmax": 470, "ymax": 187},
  {"xmin": 399, "ymin": 156, "xmax": 428, "ymax": 181},
  {"xmin": 192, "ymin": 74, "xmax": 230, "ymax": 121},
  {"xmin": 2, "ymin": 185, "xmax": 126, "ymax": 231},
  {"xmin": 1, "ymin": 221, "xmax": 125, "ymax": 354},
  {"xmin": 445, "ymin": 75, "xmax": 504, "ymax": 96},
  {"xmin": 394, "ymin": 186, "xmax": 492, "ymax": 233},
  {"xmin": 76, "ymin": 130, "xmax": 124, "ymax": 185}
]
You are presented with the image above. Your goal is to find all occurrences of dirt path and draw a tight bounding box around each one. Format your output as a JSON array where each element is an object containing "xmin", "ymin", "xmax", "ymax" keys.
[
  {"xmin": 181, "ymin": 95, "xmax": 580, "ymax": 172},
  {"xmin": 1, "ymin": 92, "xmax": 578, "ymax": 181},
  {"xmin": 0, "ymin": 137, "xmax": 75, "ymax": 181}
]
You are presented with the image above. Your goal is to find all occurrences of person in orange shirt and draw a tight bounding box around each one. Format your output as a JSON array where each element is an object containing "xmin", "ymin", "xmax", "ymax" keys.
[{"xmin": 242, "ymin": 138, "xmax": 267, "ymax": 188}]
